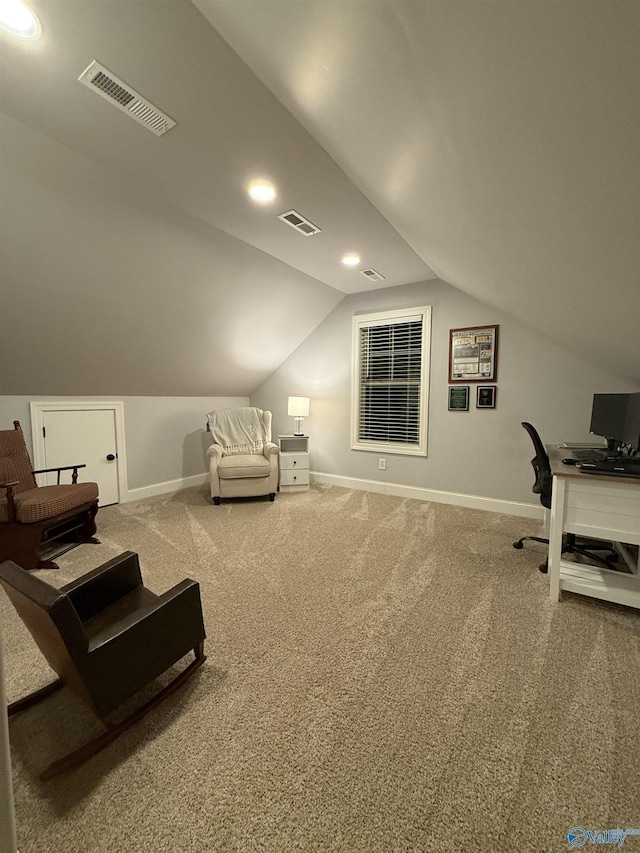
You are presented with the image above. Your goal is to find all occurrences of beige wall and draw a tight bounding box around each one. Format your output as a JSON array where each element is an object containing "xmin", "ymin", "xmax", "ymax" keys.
[
  {"xmin": 251, "ymin": 279, "xmax": 638, "ymax": 505},
  {"xmin": 0, "ymin": 395, "xmax": 247, "ymax": 494}
]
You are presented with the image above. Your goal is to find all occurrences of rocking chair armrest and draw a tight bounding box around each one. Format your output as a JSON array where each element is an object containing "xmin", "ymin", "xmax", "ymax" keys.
[
  {"xmin": 87, "ymin": 579, "xmax": 205, "ymax": 655},
  {"xmin": 32, "ymin": 463, "xmax": 87, "ymax": 485},
  {"xmin": 32, "ymin": 464, "xmax": 87, "ymax": 475},
  {"xmin": 0, "ymin": 480, "xmax": 19, "ymax": 490},
  {"xmin": 0, "ymin": 481, "xmax": 19, "ymax": 522},
  {"xmin": 61, "ymin": 551, "xmax": 144, "ymax": 621}
]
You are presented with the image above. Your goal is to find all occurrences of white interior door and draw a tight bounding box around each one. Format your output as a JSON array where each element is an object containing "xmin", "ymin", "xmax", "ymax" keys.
[{"xmin": 41, "ymin": 409, "xmax": 120, "ymax": 506}]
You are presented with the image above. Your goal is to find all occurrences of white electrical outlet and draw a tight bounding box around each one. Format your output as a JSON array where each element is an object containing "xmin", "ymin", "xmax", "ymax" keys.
[{"xmin": 379, "ymin": 458, "xmax": 386, "ymax": 470}]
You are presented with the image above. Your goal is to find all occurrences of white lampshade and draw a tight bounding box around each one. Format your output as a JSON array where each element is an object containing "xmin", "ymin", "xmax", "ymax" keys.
[
  {"xmin": 288, "ymin": 396, "xmax": 310, "ymax": 417},
  {"xmin": 288, "ymin": 396, "xmax": 310, "ymax": 436}
]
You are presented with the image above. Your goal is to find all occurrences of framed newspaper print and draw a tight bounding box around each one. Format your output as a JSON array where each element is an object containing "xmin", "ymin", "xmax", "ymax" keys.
[{"xmin": 449, "ymin": 325, "xmax": 498, "ymax": 383}]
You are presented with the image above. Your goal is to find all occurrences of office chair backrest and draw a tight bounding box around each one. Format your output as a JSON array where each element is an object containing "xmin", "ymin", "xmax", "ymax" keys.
[{"xmin": 521, "ymin": 422, "xmax": 553, "ymax": 509}]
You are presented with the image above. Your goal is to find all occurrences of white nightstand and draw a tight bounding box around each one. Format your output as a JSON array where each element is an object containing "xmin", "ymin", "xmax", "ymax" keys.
[{"xmin": 278, "ymin": 435, "xmax": 310, "ymax": 492}]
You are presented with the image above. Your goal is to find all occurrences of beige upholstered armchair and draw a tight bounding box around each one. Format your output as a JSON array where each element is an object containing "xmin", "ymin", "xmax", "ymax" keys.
[{"xmin": 206, "ymin": 407, "xmax": 279, "ymax": 505}]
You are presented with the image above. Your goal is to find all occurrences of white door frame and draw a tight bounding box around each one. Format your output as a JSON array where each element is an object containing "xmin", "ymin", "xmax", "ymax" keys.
[{"xmin": 30, "ymin": 401, "xmax": 128, "ymax": 502}]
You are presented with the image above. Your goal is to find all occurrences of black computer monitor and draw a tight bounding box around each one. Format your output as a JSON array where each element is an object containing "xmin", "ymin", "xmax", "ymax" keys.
[
  {"xmin": 625, "ymin": 393, "xmax": 640, "ymax": 451},
  {"xmin": 590, "ymin": 393, "xmax": 640, "ymax": 454}
]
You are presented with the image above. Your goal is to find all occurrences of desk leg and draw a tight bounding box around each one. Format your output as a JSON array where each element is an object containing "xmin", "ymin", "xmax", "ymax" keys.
[{"xmin": 548, "ymin": 475, "xmax": 565, "ymax": 602}]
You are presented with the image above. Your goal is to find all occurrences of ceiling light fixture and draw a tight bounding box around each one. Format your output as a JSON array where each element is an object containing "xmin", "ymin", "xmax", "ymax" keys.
[
  {"xmin": 0, "ymin": 0, "xmax": 41, "ymax": 39},
  {"xmin": 248, "ymin": 181, "xmax": 276, "ymax": 203},
  {"xmin": 342, "ymin": 254, "xmax": 361, "ymax": 267}
]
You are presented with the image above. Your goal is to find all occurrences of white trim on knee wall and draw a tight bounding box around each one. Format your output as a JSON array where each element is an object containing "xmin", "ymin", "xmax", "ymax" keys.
[
  {"xmin": 310, "ymin": 471, "xmax": 542, "ymax": 519},
  {"xmin": 122, "ymin": 469, "xmax": 541, "ymax": 519}
]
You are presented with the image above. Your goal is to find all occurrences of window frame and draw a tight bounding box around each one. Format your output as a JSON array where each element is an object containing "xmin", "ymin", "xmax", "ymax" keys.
[{"xmin": 351, "ymin": 305, "xmax": 431, "ymax": 456}]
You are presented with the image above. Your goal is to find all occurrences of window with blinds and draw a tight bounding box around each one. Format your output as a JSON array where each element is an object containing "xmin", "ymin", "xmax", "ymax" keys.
[{"xmin": 352, "ymin": 306, "xmax": 431, "ymax": 456}]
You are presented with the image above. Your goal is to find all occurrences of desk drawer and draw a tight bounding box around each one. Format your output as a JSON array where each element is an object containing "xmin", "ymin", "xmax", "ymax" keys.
[{"xmin": 565, "ymin": 478, "xmax": 640, "ymax": 543}]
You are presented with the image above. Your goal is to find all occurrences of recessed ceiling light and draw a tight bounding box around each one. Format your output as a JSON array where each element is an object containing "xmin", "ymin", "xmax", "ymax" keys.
[
  {"xmin": 248, "ymin": 181, "xmax": 276, "ymax": 203},
  {"xmin": 0, "ymin": 0, "xmax": 41, "ymax": 39},
  {"xmin": 342, "ymin": 254, "xmax": 361, "ymax": 267}
]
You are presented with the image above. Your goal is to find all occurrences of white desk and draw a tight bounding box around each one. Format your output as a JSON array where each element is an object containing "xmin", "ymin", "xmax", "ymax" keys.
[{"xmin": 547, "ymin": 446, "xmax": 640, "ymax": 608}]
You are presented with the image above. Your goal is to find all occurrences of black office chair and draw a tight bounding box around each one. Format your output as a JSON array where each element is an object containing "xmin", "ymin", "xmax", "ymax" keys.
[{"xmin": 513, "ymin": 422, "xmax": 619, "ymax": 574}]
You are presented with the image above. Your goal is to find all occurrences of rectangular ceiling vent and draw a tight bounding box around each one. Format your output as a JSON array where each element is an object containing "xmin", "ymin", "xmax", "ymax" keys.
[
  {"xmin": 360, "ymin": 268, "xmax": 386, "ymax": 282},
  {"xmin": 78, "ymin": 61, "xmax": 176, "ymax": 136},
  {"xmin": 278, "ymin": 210, "xmax": 322, "ymax": 236}
]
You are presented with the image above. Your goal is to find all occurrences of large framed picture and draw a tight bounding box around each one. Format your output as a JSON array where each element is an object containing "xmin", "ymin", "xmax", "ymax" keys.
[
  {"xmin": 449, "ymin": 325, "xmax": 498, "ymax": 383},
  {"xmin": 448, "ymin": 385, "xmax": 470, "ymax": 411}
]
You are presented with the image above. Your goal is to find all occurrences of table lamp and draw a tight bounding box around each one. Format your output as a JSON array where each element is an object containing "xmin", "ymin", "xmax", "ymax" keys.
[{"xmin": 288, "ymin": 396, "xmax": 309, "ymax": 436}]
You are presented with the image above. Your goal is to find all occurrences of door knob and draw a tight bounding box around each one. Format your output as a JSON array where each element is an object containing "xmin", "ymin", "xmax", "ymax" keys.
[{"xmin": 106, "ymin": 453, "xmax": 116, "ymax": 461}]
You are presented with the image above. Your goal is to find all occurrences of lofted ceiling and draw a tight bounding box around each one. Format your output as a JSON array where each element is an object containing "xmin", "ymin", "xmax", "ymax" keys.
[
  {"xmin": 0, "ymin": 0, "xmax": 433, "ymax": 296},
  {"xmin": 1, "ymin": 0, "xmax": 638, "ymax": 391},
  {"xmin": 196, "ymin": 0, "xmax": 640, "ymax": 386}
]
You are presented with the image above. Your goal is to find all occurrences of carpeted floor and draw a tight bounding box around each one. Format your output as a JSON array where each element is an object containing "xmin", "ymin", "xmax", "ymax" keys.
[{"xmin": 2, "ymin": 484, "xmax": 639, "ymax": 852}]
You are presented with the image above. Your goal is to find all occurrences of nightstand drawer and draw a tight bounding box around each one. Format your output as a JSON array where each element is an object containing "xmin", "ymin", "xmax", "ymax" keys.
[
  {"xmin": 280, "ymin": 454, "xmax": 309, "ymax": 471},
  {"xmin": 280, "ymin": 468, "xmax": 310, "ymax": 487}
]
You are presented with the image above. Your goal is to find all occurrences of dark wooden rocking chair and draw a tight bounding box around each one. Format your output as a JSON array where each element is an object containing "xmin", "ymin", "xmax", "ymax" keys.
[
  {"xmin": 0, "ymin": 421, "xmax": 99, "ymax": 570},
  {"xmin": 0, "ymin": 551, "xmax": 207, "ymax": 779}
]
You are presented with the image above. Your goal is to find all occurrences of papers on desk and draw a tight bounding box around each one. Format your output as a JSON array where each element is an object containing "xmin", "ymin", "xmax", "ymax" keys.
[{"xmin": 559, "ymin": 442, "xmax": 608, "ymax": 449}]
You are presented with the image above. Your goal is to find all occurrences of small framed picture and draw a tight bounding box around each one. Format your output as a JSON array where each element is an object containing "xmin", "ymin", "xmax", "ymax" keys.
[
  {"xmin": 476, "ymin": 386, "xmax": 497, "ymax": 409},
  {"xmin": 448, "ymin": 385, "xmax": 470, "ymax": 411}
]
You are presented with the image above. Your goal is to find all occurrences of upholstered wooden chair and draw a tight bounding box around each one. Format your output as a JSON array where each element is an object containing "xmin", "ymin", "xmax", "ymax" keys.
[
  {"xmin": 0, "ymin": 421, "xmax": 99, "ymax": 570},
  {"xmin": 206, "ymin": 407, "xmax": 279, "ymax": 504},
  {"xmin": 0, "ymin": 551, "xmax": 206, "ymax": 779}
]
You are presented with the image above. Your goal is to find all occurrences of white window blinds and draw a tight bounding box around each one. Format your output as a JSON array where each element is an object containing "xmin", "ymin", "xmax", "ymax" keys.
[{"xmin": 352, "ymin": 307, "xmax": 431, "ymax": 456}]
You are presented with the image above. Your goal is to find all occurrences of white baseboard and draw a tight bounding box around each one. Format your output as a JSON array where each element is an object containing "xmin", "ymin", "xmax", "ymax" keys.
[
  {"xmin": 121, "ymin": 470, "xmax": 542, "ymax": 520},
  {"xmin": 123, "ymin": 473, "xmax": 208, "ymax": 503},
  {"xmin": 310, "ymin": 471, "xmax": 543, "ymax": 520}
]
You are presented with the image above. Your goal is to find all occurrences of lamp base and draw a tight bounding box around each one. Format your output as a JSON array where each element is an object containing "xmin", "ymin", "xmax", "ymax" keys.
[{"xmin": 293, "ymin": 417, "xmax": 304, "ymax": 436}]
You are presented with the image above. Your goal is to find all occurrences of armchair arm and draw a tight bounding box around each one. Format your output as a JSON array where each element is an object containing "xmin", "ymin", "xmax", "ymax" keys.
[
  {"xmin": 87, "ymin": 579, "xmax": 204, "ymax": 653},
  {"xmin": 207, "ymin": 443, "xmax": 223, "ymax": 500},
  {"xmin": 206, "ymin": 443, "xmax": 223, "ymax": 462},
  {"xmin": 60, "ymin": 551, "xmax": 143, "ymax": 621},
  {"xmin": 0, "ymin": 481, "xmax": 19, "ymax": 523},
  {"xmin": 263, "ymin": 442, "xmax": 279, "ymax": 458},
  {"xmin": 32, "ymin": 463, "xmax": 87, "ymax": 485},
  {"xmin": 83, "ymin": 579, "xmax": 205, "ymax": 717}
]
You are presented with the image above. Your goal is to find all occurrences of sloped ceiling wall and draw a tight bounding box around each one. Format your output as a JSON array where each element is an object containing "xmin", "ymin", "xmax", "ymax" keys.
[
  {"xmin": 0, "ymin": 0, "xmax": 433, "ymax": 397},
  {"xmin": 0, "ymin": 0, "xmax": 638, "ymax": 397},
  {"xmin": 0, "ymin": 115, "xmax": 342, "ymax": 396},
  {"xmin": 197, "ymin": 0, "xmax": 640, "ymax": 387}
]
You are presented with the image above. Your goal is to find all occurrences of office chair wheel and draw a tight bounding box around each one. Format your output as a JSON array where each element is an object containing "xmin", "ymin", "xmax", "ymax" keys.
[
  {"xmin": 538, "ymin": 560, "xmax": 548, "ymax": 574},
  {"xmin": 513, "ymin": 540, "xmax": 524, "ymax": 550}
]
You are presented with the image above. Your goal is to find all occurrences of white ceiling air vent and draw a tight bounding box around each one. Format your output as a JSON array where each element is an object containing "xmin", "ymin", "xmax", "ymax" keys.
[
  {"xmin": 78, "ymin": 61, "xmax": 176, "ymax": 136},
  {"xmin": 360, "ymin": 268, "xmax": 386, "ymax": 282},
  {"xmin": 278, "ymin": 210, "xmax": 321, "ymax": 236}
]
